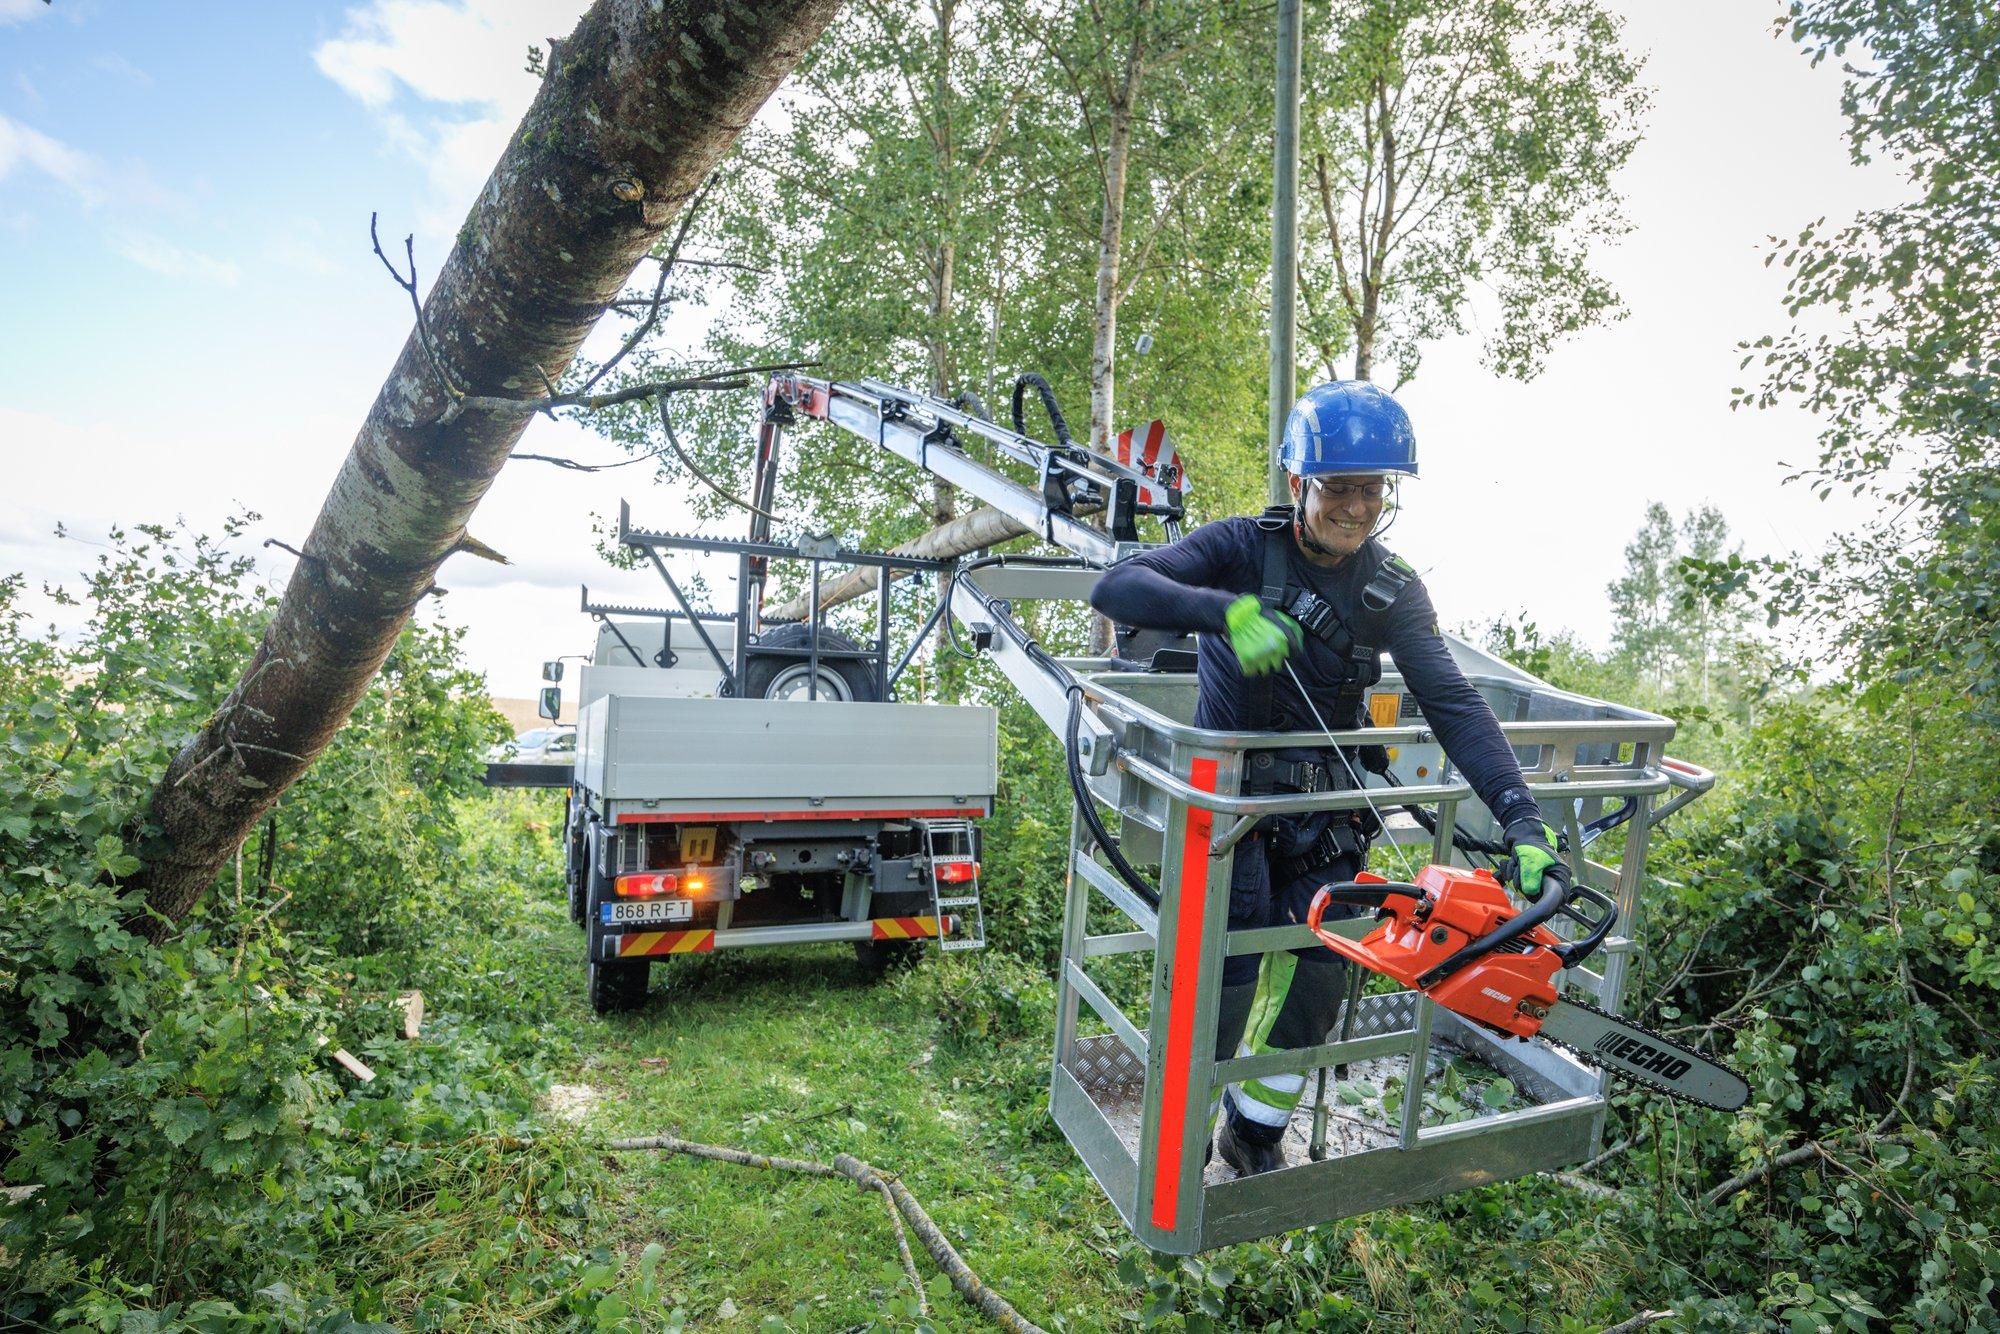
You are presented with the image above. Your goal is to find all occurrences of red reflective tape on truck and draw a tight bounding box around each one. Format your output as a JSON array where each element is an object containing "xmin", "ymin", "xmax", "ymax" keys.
[
  {"xmin": 870, "ymin": 916, "xmax": 944, "ymax": 941},
  {"xmin": 1151, "ymin": 756, "xmax": 1218, "ymax": 1233},
  {"xmin": 614, "ymin": 807, "xmax": 986, "ymax": 825},
  {"xmin": 617, "ymin": 930, "xmax": 714, "ymax": 957}
]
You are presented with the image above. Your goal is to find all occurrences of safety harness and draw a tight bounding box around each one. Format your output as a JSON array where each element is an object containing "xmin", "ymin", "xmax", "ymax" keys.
[
  {"xmin": 1246, "ymin": 504, "xmax": 1416, "ymax": 738},
  {"xmin": 1243, "ymin": 505, "xmax": 1418, "ymax": 879}
]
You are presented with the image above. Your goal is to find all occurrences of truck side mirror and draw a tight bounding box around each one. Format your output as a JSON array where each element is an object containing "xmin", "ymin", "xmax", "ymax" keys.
[
  {"xmin": 542, "ymin": 660, "xmax": 564, "ymax": 683},
  {"xmin": 538, "ymin": 686, "xmax": 561, "ymax": 720}
]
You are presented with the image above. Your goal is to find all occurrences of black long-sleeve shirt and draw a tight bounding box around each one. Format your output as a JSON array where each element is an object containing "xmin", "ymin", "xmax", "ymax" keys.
[{"xmin": 1089, "ymin": 516, "xmax": 1539, "ymax": 829}]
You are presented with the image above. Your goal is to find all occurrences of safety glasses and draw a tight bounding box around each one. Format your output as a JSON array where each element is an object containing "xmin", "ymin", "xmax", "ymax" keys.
[{"xmin": 1305, "ymin": 477, "xmax": 1393, "ymax": 504}]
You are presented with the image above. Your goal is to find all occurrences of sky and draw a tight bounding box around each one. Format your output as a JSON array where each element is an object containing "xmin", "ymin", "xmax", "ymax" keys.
[{"xmin": 0, "ymin": 0, "xmax": 1903, "ymax": 711}]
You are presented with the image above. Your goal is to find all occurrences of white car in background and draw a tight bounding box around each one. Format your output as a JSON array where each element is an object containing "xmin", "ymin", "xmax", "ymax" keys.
[{"xmin": 488, "ymin": 726, "xmax": 577, "ymax": 766}]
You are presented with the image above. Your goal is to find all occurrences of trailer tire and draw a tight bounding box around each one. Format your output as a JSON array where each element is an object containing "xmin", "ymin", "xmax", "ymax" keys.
[
  {"xmin": 588, "ymin": 957, "xmax": 650, "ymax": 1014},
  {"xmin": 736, "ymin": 622, "xmax": 880, "ymax": 702},
  {"xmin": 582, "ymin": 823, "xmax": 648, "ymax": 1013}
]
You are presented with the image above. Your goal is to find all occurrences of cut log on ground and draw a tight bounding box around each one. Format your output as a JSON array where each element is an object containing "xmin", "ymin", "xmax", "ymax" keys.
[
  {"xmin": 130, "ymin": 0, "xmax": 844, "ymax": 939},
  {"xmin": 395, "ymin": 990, "xmax": 424, "ymax": 1040}
]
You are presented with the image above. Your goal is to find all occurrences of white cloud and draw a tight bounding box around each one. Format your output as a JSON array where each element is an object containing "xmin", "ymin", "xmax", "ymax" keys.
[
  {"xmin": 88, "ymin": 52, "xmax": 152, "ymax": 89},
  {"xmin": 0, "ymin": 113, "xmax": 103, "ymax": 205},
  {"xmin": 0, "ymin": 0, "xmax": 52, "ymax": 26},
  {"xmin": 105, "ymin": 227, "xmax": 242, "ymax": 285},
  {"xmin": 315, "ymin": 0, "xmax": 587, "ymax": 232}
]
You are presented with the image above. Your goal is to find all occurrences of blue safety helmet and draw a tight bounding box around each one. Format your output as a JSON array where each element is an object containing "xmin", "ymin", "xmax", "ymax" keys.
[{"xmin": 1280, "ymin": 381, "xmax": 1418, "ymax": 477}]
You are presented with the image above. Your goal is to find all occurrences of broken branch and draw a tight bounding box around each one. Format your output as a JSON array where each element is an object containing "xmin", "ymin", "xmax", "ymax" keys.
[{"xmin": 608, "ymin": 1133, "xmax": 1046, "ymax": 1333}]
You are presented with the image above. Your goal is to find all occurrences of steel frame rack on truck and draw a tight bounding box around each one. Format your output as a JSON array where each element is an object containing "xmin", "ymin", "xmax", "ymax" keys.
[{"xmin": 764, "ymin": 370, "xmax": 1726, "ymax": 1251}]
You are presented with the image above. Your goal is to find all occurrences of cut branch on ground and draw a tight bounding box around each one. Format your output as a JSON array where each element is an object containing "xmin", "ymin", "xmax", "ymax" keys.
[{"xmin": 608, "ymin": 1133, "xmax": 1045, "ymax": 1333}]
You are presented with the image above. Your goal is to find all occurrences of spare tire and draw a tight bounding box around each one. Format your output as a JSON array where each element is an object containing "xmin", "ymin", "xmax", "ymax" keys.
[{"xmin": 733, "ymin": 621, "xmax": 880, "ymax": 702}]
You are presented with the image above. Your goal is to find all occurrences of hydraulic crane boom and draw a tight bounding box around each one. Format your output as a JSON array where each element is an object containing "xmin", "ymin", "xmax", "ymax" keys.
[
  {"xmin": 756, "ymin": 372, "xmax": 1193, "ymax": 775},
  {"xmin": 763, "ymin": 374, "xmax": 1184, "ymax": 565}
]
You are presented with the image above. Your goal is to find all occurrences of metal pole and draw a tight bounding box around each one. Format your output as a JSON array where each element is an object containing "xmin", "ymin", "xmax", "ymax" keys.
[{"xmin": 1267, "ymin": 0, "xmax": 1303, "ymax": 506}]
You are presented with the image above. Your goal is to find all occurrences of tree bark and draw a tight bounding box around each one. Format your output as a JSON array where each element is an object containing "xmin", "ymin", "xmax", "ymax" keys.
[
  {"xmin": 1088, "ymin": 78, "xmax": 1140, "ymax": 453},
  {"xmin": 929, "ymin": 236, "xmax": 959, "ymax": 527},
  {"xmin": 762, "ymin": 503, "xmax": 1029, "ymax": 622},
  {"xmin": 927, "ymin": 0, "xmax": 960, "ymax": 529},
  {"xmin": 131, "ymin": 0, "xmax": 843, "ymax": 938}
]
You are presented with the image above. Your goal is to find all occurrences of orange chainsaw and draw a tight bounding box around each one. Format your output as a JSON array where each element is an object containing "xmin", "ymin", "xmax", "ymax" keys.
[{"xmin": 1306, "ymin": 865, "xmax": 1749, "ymax": 1111}]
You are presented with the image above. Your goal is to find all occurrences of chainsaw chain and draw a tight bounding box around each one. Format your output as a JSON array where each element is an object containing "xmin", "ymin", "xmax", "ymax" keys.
[{"xmin": 1539, "ymin": 998, "xmax": 1741, "ymax": 1113}]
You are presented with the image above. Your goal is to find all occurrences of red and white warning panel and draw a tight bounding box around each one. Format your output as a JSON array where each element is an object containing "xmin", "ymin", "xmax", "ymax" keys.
[{"xmin": 1113, "ymin": 420, "xmax": 1188, "ymax": 507}]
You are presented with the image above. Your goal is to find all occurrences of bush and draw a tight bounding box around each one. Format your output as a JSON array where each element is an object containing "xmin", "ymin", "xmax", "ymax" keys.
[{"xmin": 0, "ymin": 521, "xmax": 547, "ymax": 1325}]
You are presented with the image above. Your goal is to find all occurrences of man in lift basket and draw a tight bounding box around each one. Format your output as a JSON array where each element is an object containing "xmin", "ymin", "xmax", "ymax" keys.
[{"xmin": 1089, "ymin": 381, "xmax": 1564, "ymax": 1177}]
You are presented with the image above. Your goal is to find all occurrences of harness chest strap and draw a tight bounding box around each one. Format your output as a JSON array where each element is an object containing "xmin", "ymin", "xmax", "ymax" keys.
[{"xmin": 1248, "ymin": 508, "xmax": 1416, "ymax": 731}]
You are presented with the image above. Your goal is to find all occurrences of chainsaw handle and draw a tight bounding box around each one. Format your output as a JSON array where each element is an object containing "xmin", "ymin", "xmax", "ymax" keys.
[
  {"xmin": 1305, "ymin": 881, "xmax": 1425, "ymax": 931},
  {"xmin": 1550, "ymin": 879, "xmax": 1619, "ymax": 968}
]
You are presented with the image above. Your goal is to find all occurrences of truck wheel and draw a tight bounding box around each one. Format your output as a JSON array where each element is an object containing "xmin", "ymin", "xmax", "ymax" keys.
[
  {"xmin": 853, "ymin": 939, "xmax": 922, "ymax": 977},
  {"xmin": 564, "ymin": 797, "xmax": 589, "ymax": 927},
  {"xmin": 736, "ymin": 622, "xmax": 880, "ymax": 702},
  {"xmin": 582, "ymin": 823, "xmax": 647, "ymax": 1013},
  {"xmin": 588, "ymin": 957, "xmax": 650, "ymax": 1014}
]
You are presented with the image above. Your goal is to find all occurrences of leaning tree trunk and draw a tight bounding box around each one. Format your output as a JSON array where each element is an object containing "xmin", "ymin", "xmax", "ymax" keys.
[{"xmin": 131, "ymin": 0, "xmax": 843, "ymax": 939}]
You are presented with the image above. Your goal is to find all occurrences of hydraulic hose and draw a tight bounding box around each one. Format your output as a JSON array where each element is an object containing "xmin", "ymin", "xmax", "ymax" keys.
[
  {"xmin": 1064, "ymin": 687, "xmax": 1162, "ymax": 910},
  {"xmin": 1010, "ymin": 372, "xmax": 1076, "ymax": 451},
  {"xmin": 1382, "ymin": 769, "xmax": 1509, "ymax": 860},
  {"xmin": 943, "ymin": 551, "xmax": 1163, "ymax": 909},
  {"xmin": 949, "ymin": 388, "xmax": 995, "ymax": 423}
]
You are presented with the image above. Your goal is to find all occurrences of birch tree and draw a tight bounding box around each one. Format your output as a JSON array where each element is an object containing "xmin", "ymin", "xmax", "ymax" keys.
[
  {"xmin": 1297, "ymin": 0, "xmax": 1646, "ymax": 386},
  {"xmin": 131, "ymin": 0, "xmax": 843, "ymax": 936},
  {"xmin": 709, "ymin": 0, "xmax": 1029, "ymax": 535},
  {"xmin": 1013, "ymin": 0, "xmax": 1265, "ymax": 452}
]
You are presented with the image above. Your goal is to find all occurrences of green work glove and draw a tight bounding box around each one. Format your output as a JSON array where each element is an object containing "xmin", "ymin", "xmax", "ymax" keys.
[
  {"xmin": 1223, "ymin": 595, "xmax": 1302, "ymax": 677},
  {"xmin": 1502, "ymin": 818, "xmax": 1565, "ymax": 901}
]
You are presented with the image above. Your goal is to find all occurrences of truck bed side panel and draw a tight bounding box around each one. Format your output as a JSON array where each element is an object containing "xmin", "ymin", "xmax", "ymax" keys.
[{"xmin": 585, "ymin": 698, "xmax": 998, "ymax": 806}]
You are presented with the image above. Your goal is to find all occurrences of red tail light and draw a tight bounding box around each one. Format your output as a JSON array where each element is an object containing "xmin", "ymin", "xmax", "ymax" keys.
[
  {"xmin": 935, "ymin": 860, "xmax": 979, "ymax": 884},
  {"xmin": 616, "ymin": 873, "xmax": 678, "ymax": 898}
]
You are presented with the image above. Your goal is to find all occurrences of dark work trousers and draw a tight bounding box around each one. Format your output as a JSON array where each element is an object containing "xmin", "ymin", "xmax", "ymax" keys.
[{"xmin": 1213, "ymin": 822, "xmax": 1364, "ymax": 1143}]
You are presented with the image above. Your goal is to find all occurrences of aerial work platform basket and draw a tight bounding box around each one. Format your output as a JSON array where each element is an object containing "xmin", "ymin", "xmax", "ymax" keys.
[
  {"xmin": 744, "ymin": 375, "xmax": 1721, "ymax": 1250},
  {"xmin": 1024, "ymin": 624, "xmax": 1713, "ymax": 1253}
]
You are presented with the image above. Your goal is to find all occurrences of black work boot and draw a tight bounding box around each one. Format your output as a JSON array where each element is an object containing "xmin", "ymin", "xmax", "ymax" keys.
[{"xmin": 1215, "ymin": 1096, "xmax": 1289, "ymax": 1177}]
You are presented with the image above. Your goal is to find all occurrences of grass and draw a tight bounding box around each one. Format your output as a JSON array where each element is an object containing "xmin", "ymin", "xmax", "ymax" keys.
[
  {"xmin": 278, "ymin": 795, "xmax": 1673, "ymax": 1333},
  {"xmin": 542, "ymin": 944, "xmax": 1133, "ymax": 1331}
]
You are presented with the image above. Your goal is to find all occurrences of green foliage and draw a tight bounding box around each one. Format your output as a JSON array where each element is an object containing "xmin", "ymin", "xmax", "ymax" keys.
[
  {"xmin": 1299, "ymin": 0, "xmax": 1648, "ymax": 384},
  {"xmin": 1736, "ymin": 1, "xmax": 2000, "ymax": 708},
  {"xmin": 276, "ymin": 619, "xmax": 507, "ymax": 955},
  {"xmin": 0, "ymin": 523, "xmax": 570, "ymax": 1326},
  {"xmin": 580, "ymin": 0, "xmax": 1276, "ymax": 553}
]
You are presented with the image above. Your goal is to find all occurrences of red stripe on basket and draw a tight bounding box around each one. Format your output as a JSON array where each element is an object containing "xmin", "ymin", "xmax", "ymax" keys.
[{"xmin": 1151, "ymin": 756, "xmax": 1217, "ymax": 1233}]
